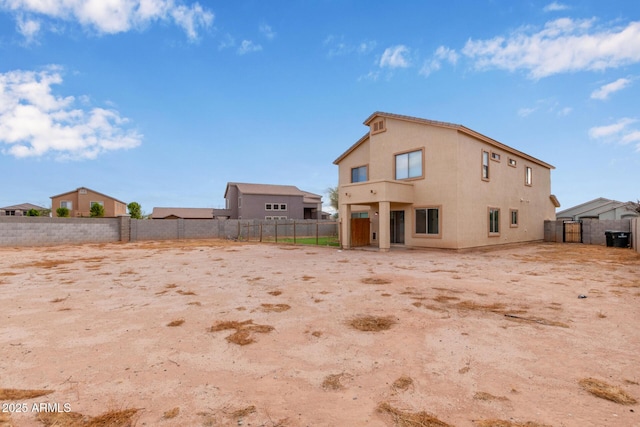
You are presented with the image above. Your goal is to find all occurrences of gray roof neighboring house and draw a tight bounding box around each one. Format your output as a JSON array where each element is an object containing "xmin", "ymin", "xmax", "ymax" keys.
[
  {"xmin": 224, "ymin": 182, "xmax": 321, "ymax": 199},
  {"xmin": 556, "ymin": 197, "xmax": 639, "ymax": 220}
]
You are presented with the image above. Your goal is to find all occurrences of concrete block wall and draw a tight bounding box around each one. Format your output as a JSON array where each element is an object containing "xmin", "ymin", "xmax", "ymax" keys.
[
  {"xmin": 0, "ymin": 216, "xmax": 120, "ymax": 246},
  {"xmin": 545, "ymin": 219, "xmax": 632, "ymax": 246},
  {"xmin": 130, "ymin": 219, "xmax": 180, "ymax": 241},
  {"xmin": 0, "ymin": 217, "xmax": 339, "ymax": 246}
]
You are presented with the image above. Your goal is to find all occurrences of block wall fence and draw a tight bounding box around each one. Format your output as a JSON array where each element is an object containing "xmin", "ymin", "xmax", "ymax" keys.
[
  {"xmin": 545, "ymin": 218, "xmax": 638, "ymax": 254},
  {"xmin": 0, "ymin": 216, "xmax": 338, "ymax": 247}
]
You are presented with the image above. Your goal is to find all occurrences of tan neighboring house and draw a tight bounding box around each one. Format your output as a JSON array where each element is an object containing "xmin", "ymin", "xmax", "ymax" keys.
[
  {"xmin": 51, "ymin": 187, "xmax": 127, "ymax": 218},
  {"xmin": 1, "ymin": 203, "xmax": 47, "ymax": 216},
  {"xmin": 334, "ymin": 112, "xmax": 560, "ymax": 251}
]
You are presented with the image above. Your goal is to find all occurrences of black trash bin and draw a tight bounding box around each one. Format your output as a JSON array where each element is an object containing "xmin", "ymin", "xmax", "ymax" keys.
[
  {"xmin": 605, "ymin": 231, "xmax": 614, "ymax": 247},
  {"xmin": 606, "ymin": 231, "xmax": 630, "ymax": 248}
]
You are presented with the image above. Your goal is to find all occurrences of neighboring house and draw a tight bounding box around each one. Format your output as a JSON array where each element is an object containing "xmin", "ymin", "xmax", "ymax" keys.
[
  {"xmin": 334, "ymin": 112, "xmax": 560, "ymax": 251},
  {"xmin": 0, "ymin": 203, "xmax": 47, "ymax": 216},
  {"xmin": 224, "ymin": 182, "xmax": 323, "ymax": 220},
  {"xmin": 51, "ymin": 187, "xmax": 127, "ymax": 218},
  {"xmin": 151, "ymin": 207, "xmax": 215, "ymax": 219},
  {"xmin": 556, "ymin": 198, "xmax": 639, "ymax": 220}
]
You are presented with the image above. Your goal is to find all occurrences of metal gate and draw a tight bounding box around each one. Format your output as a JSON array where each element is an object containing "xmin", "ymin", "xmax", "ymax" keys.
[
  {"xmin": 563, "ymin": 221, "xmax": 582, "ymax": 243},
  {"xmin": 350, "ymin": 218, "xmax": 370, "ymax": 247}
]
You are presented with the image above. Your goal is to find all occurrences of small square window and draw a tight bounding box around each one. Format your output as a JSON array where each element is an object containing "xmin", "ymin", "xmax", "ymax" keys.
[
  {"xmin": 508, "ymin": 158, "xmax": 517, "ymax": 167},
  {"xmin": 280, "ymin": 204, "xmax": 287, "ymax": 210},
  {"xmin": 265, "ymin": 204, "xmax": 272, "ymax": 210},
  {"xmin": 273, "ymin": 204, "xmax": 279, "ymax": 210},
  {"xmin": 491, "ymin": 152, "xmax": 501, "ymax": 161}
]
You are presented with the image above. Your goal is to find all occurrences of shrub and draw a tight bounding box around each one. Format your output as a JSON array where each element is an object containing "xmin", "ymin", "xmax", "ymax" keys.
[
  {"xmin": 127, "ymin": 202, "xmax": 142, "ymax": 219},
  {"xmin": 56, "ymin": 207, "xmax": 70, "ymax": 218},
  {"xmin": 90, "ymin": 203, "xmax": 105, "ymax": 218}
]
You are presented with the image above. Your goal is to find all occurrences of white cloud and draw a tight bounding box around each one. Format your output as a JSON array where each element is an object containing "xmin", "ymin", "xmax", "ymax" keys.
[
  {"xmin": 420, "ymin": 45, "xmax": 458, "ymax": 77},
  {"xmin": 462, "ymin": 18, "xmax": 640, "ymax": 78},
  {"xmin": 518, "ymin": 107, "xmax": 537, "ymax": 117},
  {"xmin": 379, "ymin": 45, "xmax": 410, "ymax": 69},
  {"xmin": 543, "ymin": 2, "xmax": 569, "ymax": 12},
  {"xmin": 237, "ymin": 40, "xmax": 262, "ymax": 55},
  {"xmin": 558, "ymin": 107, "xmax": 572, "ymax": 116},
  {"xmin": 0, "ymin": 0, "xmax": 214, "ymax": 41},
  {"xmin": 259, "ymin": 23, "xmax": 275, "ymax": 40},
  {"xmin": 16, "ymin": 15, "xmax": 41, "ymax": 43},
  {"xmin": 0, "ymin": 67, "xmax": 142, "ymax": 160},
  {"xmin": 323, "ymin": 35, "xmax": 376, "ymax": 57},
  {"xmin": 590, "ymin": 77, "xmax": 632, "ymax": 100},
  {"xmin": 588, "ymin": 118, "xmax": 636, "ymax": 139},
  {"xmin": 588, "ymin": 118, "xmax": 640, "ymax": 151}
]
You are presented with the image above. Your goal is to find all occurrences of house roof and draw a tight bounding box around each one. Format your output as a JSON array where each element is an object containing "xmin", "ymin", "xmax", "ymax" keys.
[
  {"xmin": 50, "ymin": 187, "xmax": 127, "ymax": 205},
  {"xmin": 151, "ymin": 207, "xmax": 214, "ymax": 219},
  {"xmin": 224, "ymin": 182, "xmax": 322, "ymax": 199},
  {"xmin": 556, "ymin": 197, "xmax": 638, "ymax": 218},
  {"xmin": 333, "ymin": 111, "xmax": 555, "ymax": 170},
  {"xmin": 0, "ymin": 203, "xmax": 46, "ymax": 211}
]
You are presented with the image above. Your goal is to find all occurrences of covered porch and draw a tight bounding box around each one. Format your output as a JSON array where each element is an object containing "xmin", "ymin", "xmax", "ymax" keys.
[{"xmin": 338, "ymin": 180, "xmax": 414, "ymax": 252}]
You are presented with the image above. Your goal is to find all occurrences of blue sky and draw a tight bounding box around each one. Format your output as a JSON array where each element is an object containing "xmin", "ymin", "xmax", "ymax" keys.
[{"xmin": 1, "ymin": 1, "xmax": 639, "ymax": 214}]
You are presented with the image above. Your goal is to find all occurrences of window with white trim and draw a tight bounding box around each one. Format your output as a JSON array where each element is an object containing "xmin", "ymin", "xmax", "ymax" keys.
[
  {"xmin": 351, "ymin": 165, "xmax": 368, "ymax": 183},
  {"xmin": 525, "ymin": 166, "xmax": 533, "ymax": 186},
  {"xmin": 482, "ymin": 151, "xmax": 490, "ymax": 180},
  {"xmin": 415, "ymin": 207, "xmax": 440, "ymax": 236},
  {"xmin": 61, "ymin": 201, "xmax": 73, "ymax": 209},
  {"xmin": 395, "ymin": 149, "xmax": 423, "ymax": 180},
  {"xmin": 489, "ymin": 207, "xmax": 500, "ymax": 235},
  {"xmin": 265, "ymin": 203, "xmax": 287, "ymax": 211},
  {"xmin": 510, "ymin": 209, "xmax": 518, "ymax": 227}
]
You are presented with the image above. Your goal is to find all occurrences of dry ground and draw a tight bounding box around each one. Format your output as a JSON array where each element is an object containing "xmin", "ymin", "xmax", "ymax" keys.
[{"xmin": 0, "ymin": 240, "xmax": 639, "ymax": 427}]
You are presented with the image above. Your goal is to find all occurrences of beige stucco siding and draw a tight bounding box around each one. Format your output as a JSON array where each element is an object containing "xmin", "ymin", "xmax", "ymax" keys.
[{"xmin": 335, "ymin": 112, "xmax": 555, "ymax": 250}]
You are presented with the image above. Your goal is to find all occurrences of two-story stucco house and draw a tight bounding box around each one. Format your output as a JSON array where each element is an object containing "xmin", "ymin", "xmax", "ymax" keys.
[
  {"xmin": 334, "ymin": 112, "xmax": 559, "ymax": 250},
  {"xmin": 224, "ymin": 182, "xmax": 323, "ymax": 220},
  {"xmin": 51, "ymin": 187, "xmax": 127, "ymax": 218}
]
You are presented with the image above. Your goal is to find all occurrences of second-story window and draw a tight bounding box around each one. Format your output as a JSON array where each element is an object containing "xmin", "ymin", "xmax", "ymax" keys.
[
  {"xmin": 482, "ymin": 151, "xmax": 490, "ymax": 180},
  {"xmin": 351, "ymin": 165, "xmax": 368, "ymax": 183},
  {"xmin": 395, "ymin": 149, "xmax": 423, "ymax": 180},
  {"xmin": 525, "ymin": 166, "xmax": 533, "ymax": 186}
]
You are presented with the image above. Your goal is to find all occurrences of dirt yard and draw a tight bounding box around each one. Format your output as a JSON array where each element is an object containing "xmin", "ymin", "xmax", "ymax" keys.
[{"xmin": 0, "ymin": 240, "xmax": 639, "ymax": 427}]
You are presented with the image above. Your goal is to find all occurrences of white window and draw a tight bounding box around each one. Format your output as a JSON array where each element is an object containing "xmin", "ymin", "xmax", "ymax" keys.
[
  {"xmin": 90, "ymin": 201, "xmax": 104, "ymax": 208},
  {"xmin": 415, "ymin": 207, "xmax": 440, "ymax": 236},
  {"xmin": 61, "ymin": 201, "xmax": 72, "ymax": 209},
  {"xmin": 395, "ymin": 149, "xmax": 423, "ymax": 180},
  {"xmin": 489, "ymin": 208, "xmax": 500, "ymax": 235},
  {"xmin": 508, "ymin": 158, "xmax": 517, "ymax": 167},
  {"xmin": 525, "ymin": 166, "xmax": 533, "ymax": 186},
  {"xmin": 510, "ymin": 209, "xmax": 519, "ymax": 227},
  {"xmin": 482, "ymin": 151, "xmax": 490, "ymax": 180},
  {"xmin": 491, "ymin": 152, "xmax": 501, "ymax": 161},
  {"xmin": 265, "ymin": 203, "xmax": 287, "ymax": 211},
  {"xmin": 351, "ymin": 165, "xmax": 368, "ymax": 183}
]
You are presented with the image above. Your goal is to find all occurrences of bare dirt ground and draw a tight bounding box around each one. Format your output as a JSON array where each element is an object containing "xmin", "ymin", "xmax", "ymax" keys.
[{"xmin": 0, "ymin": 240, "xmax": 639, "ymax": 427}]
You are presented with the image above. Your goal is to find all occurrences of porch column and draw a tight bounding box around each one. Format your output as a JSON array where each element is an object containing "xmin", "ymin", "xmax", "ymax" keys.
[
  {"xmin": 378, "ymin": 201, "xmax": 390, "ymax": 252},
  {"xmin": 339, "ymin": 204, "xmax": 352, "ymax": 249}
]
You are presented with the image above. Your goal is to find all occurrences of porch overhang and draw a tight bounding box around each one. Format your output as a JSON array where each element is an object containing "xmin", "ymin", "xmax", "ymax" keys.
[{"xmin": 340, "ymin": 180, "xmax": 414, "ymax": 205}]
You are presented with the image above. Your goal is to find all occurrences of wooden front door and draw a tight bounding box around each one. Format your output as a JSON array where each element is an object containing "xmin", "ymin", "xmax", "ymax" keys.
[
  {"xmin": 350, "ymin": 218, "xmax": 370, "ymax": 247},
  {"xmin": 564, "ymin": 221, "xmax": 582, "ymax": 243}
]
